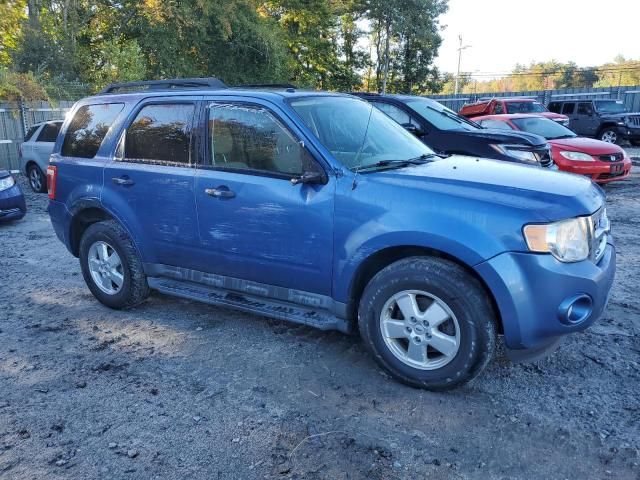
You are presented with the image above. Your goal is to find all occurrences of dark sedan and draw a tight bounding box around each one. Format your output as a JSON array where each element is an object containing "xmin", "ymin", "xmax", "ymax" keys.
[{"xmin": 0, "ymin": 170, "xmax": 27, "ymax": 222}]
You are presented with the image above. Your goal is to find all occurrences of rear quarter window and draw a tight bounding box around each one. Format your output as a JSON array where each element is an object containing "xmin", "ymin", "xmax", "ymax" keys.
[
  {"xmin": 61, "ymin": 103, "xmax": 124, "ymax": 158},
  {"xmin": 24, "ymin": 125, "xmax": 40, "ymax": 142}
]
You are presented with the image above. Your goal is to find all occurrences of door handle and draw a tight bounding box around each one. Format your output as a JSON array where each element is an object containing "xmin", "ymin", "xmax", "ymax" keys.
[
  {"xmin": 205, "ymin": 187, "xmax": 235, "ymax": 198},
  {"xmin": 112, "ymin": 176, "xmax": 135, "ymax": 186}
]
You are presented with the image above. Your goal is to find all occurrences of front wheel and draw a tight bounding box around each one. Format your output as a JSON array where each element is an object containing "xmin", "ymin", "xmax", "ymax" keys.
[
  {"xmin": 599, "ymin": 127, "xmax": 619, "ymax": 144},
  {"xmin": 358, "ymin": 257, "xmax": 497, "ymax": 390}
]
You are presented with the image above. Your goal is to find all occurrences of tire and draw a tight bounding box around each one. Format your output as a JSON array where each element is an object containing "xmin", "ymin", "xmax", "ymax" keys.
[
  {"xmin": 27, "ymin": 164, "xmax": 46, "ymax": 193},
  {"xmin": 358, "ymin": 257, "xmax": 497, "ymax": 391},
  {"xmin": 598, "ymin": 127, "xmax": 620, "ymax": 144},
  {"xmin": 79, "ymin": 220, "xmax": 150, "ymax": 309}
]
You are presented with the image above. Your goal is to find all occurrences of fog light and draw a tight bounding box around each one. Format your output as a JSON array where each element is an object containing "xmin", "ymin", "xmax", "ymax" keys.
[{"xmin": 557, "ymin": 294, "xmax": 593, "ymax": 325}]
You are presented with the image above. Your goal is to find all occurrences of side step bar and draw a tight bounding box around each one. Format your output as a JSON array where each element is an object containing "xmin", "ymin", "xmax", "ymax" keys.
[{"xmin": 147, "ymin": 278, "xmax": 352, "ymax": 334}]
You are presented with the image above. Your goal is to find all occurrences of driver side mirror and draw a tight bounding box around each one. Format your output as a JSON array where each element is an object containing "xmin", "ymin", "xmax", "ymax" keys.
[
  {"xmin": 291, "ymin": 170, "xmax": 326, "ymax": 186},
  {"xmin": 401, "ymin": 123, "xmax": 423, "ymax": 136}
]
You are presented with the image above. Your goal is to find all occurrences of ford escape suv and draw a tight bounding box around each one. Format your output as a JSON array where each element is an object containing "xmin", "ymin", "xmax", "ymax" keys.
[{"xmin": 47, "ymin": 79, "xmax": 615, "ymax": 390}]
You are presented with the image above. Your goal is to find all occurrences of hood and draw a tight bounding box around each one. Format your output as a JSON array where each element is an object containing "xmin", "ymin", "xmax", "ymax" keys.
[
  {"xmin": 461, "ymin": 127, "xmax": 547, "ymax": 147},
  {"xmin": 549, "ymin": 136, "xmax": 625, "ymax": 154},
  {"xmin": 366, "ymin": 155, "xmax": 603, "ymax": 222},
  {"xmin": 600, "ymin": 111, "xmax": 640, "ymax": 120}
]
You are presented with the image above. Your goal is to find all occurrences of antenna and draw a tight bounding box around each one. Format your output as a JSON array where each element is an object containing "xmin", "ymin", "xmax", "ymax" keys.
[{"xmin": 351, "ymin": 105, "xmax": 375, "ymax": 190}]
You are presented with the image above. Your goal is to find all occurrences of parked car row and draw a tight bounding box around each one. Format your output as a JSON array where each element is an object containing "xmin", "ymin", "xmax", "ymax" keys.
[{"xmin": 40, "ymin": 78, "xmax": 615, "ymax": 391}]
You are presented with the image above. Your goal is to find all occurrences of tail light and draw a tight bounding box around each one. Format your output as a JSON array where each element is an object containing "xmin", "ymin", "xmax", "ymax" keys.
[{"xmin": 47, "ymin": 165, "xmax": 58, "ymax": 200}]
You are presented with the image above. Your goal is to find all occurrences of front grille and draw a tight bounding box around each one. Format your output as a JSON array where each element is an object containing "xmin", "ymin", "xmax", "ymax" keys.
[
  {"xmin": 598, "ymin": 153, "xmax": 623, "ymax": 162},
  {"xmin": 628, "ymin": 116, "xmax": 640, "ymax": 127},
  {"xmin": 535, "ymin": 148, "xmax": 553, "ymax": 167},
  {"xmin": 589, "ymin": 208, "xmax": 609, "ymax": 264}
]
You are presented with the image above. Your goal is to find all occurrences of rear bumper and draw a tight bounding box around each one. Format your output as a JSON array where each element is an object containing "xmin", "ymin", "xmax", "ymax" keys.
[
  {"xmin": 0, "ymin": 184, "xmax": 27, "ymax": 221},
  {"xmin": 475, "ymin": 243, "xmax": 616, "ymax": 356},
  {"xmin": 47, "ymin": 199, "xmax": 73, "ymax": 252}
]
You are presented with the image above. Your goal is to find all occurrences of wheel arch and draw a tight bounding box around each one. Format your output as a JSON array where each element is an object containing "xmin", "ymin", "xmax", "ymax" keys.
[{"xmin": 347, "ymin": 245, "xmax": 504, "ymax": 334}]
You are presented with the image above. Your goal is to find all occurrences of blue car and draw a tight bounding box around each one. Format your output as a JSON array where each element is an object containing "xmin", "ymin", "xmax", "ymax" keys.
[
  {"xmin": 0, "ymin": 170, "xmax": 26, "ymax": 222},
  {"xmin": 46, "ymin": 79, "xmax": 615, "ymax": 390}
]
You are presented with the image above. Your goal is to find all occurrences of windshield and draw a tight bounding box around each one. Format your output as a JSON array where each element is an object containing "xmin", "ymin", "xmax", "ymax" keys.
[
  {"xmin": 505, "ymin": 101, "xmax": 546, "ymax": 114},
  {"xmin": 511, "ymin": 117, "xmax": 576, "ymax": 140},
  {"xmin": 594, "ymin": 100, "xmax": 627, "ymax": 114},
  {"xmin": 289, "ymin": 96, "xmax": 434, "ymax": 170}
]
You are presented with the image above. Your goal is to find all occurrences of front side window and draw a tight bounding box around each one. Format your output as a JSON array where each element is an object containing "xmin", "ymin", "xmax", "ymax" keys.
[
  {"xmin": 577, "ymin": 102, "xmax": 594, "ymax": 115},
  {"xmin": 62, "ymin": 103, "xmax": 124, "ymax": 158},
  {"xmin": 370, "ymin": 101, "xmax": 418, "ymax": 128},
  {"xmin": 206, "ymin": 103, "xmax": 308, "ymax": 176},
  {"xmin": 493, "ymin": 102, "xmax": 504, "ymax": 114},
  {"xmin": 124, "ymin": 103, "xmax": 195, "ymax": 166},
  {"xmin": 290, "ymin": 96, "xmax": 434, "ymax": 170},
  {"xmin": 505, "ymin": 101, "xmax": 546, "ymax": 114},
  {"xmin": 405, "ymin": 98, "xmax": 478, "ymax": 131},
  {"xmin": 561, "ymin": 103, "xmax": 576, "ymax": 115},
  {"xmin": 36, "ymin": 122, "xmax": 62, "ymax": 143}
]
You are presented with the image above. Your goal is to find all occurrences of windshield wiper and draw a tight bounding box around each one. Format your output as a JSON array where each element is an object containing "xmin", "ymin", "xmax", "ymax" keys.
[
  {"xmin": 357, "ymin": 154, "xmax": 437, "ymax": 171},
  {"xmin": 551, "ymin": 134, "xmax": 576, "ymax": 139}
]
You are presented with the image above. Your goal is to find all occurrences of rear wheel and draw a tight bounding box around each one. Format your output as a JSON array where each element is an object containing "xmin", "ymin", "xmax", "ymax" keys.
[
  {"xmin": 599, "ymin": 127, "xmax": 619, "ymax": 144},
  {"xmin": 358, "ymin": 257, "xmax": 497, "ymax": 390},
  {"xmin": 79, "ymin": 220, "xmax": 149, "ymax": 309},
  {"xmin": 27, "ymin": 164, "xmax": 46, "ymax": 193}
]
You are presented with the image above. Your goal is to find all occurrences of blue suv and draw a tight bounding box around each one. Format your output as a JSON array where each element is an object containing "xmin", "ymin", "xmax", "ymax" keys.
[{"xmin": 47, "ymin": 79, "xmax": 615, "ymax": 390}]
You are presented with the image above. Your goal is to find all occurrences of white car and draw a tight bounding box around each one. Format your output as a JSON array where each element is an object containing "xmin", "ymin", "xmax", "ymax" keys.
[{"xmin": 19, "ymin": 120, "xmax": 63, "ymax": 193}]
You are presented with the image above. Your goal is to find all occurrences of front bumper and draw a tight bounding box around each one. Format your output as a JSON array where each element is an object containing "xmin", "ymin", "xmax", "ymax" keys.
[
  {"xmin": 475, "ymin": 243, "xmax": 616, "ymax": 357},
  {"xmin": 556, "ymin": 159, "xmax": 632, "ymax": 184},
  {"xmin": 0, "ymin": 184, "xmax": 27, "ymax": 221},
  {"xmin": 616, "ymin": 125, "xmax": 640, "ymax": 141}
]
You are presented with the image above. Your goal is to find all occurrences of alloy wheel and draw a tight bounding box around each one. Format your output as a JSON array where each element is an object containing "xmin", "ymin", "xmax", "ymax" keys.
[
  {"xmin": 29, "ymin": 168, "xmax": 42, "ymax": 191},
  {"xmin": 88, "ymin": 241, "xmax": 124, "ymax": 295},
  {"xmin": 380, "ymin": 290, "xmax": 461, "ymax": 370}
]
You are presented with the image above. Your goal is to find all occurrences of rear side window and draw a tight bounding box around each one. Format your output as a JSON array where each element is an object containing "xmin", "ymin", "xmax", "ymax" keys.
[
  {"xmin": 561, "ymin": 102, "xmax": 575, "ymax": 115},
  {"xmin": 370, "ymin": 101, "xmax": 420, "ymax": 128},
  {"xmin": 36, "ymin": 122, "xmax": 61, "ymax": 143},
  {"xmin": 124, "ymin": 103, "xmax": 195, "ymax": 166},
  {"xmin": 24, "ymin": 125, "xmax": 40, "ymax": 142},
  {"xmin": 62, "ymin": 103, "xmax": 124, "ymax": 158}
]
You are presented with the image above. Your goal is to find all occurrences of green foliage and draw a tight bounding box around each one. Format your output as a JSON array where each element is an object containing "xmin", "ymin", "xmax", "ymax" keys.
[{"xmin": 0, "ymin": 0, "xmax": 449, "ymax": 98}]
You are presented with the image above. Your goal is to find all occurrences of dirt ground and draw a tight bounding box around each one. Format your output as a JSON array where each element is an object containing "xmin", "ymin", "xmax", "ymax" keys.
[{"xmin": 1, "ymin": 163, "xmax": 639, "ymax": 480}]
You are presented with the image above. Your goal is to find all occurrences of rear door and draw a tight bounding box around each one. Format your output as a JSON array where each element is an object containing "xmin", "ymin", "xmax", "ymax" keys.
[
  {"xmin": 561, "ymin": 102, "xmax": 578, "ymax": 132},
  {"xmin": 193, "ymin": 97, "xmax": 335, "ymax": 295},
  {"xmin": 102, "ymin": 97, "xmax": 202, "ymax": 270}
]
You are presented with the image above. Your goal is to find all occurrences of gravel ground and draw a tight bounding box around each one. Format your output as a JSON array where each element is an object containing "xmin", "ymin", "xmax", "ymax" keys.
[{"xmin": 1, "ymin": 166, "xmax": 639, "ymax": 480}]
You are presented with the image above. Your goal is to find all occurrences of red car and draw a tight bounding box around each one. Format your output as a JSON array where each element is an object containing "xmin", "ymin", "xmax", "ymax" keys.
[
  {"xmin": 460, "ymin": 98, "xmax": 569, "ymax": 126},
  {"xmin": 475, "ymin": 114, "xmax": 632, "ymax": 184}
]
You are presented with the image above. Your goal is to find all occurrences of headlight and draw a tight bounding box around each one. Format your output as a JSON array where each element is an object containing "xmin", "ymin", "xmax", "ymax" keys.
[
  {"xmin": 523, "ymin": 217, "xmax": 591, "ymax": 262},
  {"xmin": 0, "ymin": 175, "xmax": 15, "ymax": 191},
  {"xmin": 559, "ymin": 151, "xmax": 594, "ymax": 162},
  {"xmin": 490, "ymin": 144, "xmax": 538, "ymax": 163}
]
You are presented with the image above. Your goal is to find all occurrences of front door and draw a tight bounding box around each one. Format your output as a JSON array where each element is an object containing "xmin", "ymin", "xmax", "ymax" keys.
[
  {"xmin": 573, "ymin": 102, "xmax": 599, "ymax": 136},
  {"xmin": 194, "ymin": 98, "xmax": 335, "ymax": 295},
  {"xmin": 102, "ymin": 98, "xmax": 201, "ymax": 270}
]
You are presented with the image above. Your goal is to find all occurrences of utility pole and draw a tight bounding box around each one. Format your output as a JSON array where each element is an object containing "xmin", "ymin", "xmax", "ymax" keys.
[{"xmin": 454, "ymin": 35, "xmax": 471, "ymax": 95}]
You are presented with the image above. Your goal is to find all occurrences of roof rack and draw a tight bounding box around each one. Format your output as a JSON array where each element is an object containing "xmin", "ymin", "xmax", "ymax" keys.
[
  {"xmin": 239, "ymin": 83, "xmax": 298, "ymax": 90},
  {"xmin": 99, "ymin": 78, "xmax": 227, "ymax": 94}
]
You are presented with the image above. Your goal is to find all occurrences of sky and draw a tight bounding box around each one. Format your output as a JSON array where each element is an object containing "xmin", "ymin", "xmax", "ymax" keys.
[{"xmin": 435, "ymin": 0, "xmax": 640, "ymax": 77}]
